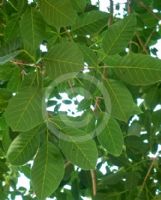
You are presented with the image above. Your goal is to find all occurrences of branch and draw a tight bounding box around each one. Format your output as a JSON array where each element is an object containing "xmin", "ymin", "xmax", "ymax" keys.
[
  {"xmin": 137, "ymin": 158, "xmax": 156, "ymax": 197},
  {"xmin": 90, "ymin": 170, "xmax": 97, "ymax": 196},
  {"xmin": 108, "ymin": 0, "xmax": 113, "ymax": 26},
  {"xmin": 145, "ymin": 30, "xmax": 155, "ymax": 47},
  {"xmin": 64, "ymin": 27, "xmax": 73, "ymax": 41},
  {"xmin": 137, "ymin": 0, "xmax": 161, "ymax": 21},
  {"xmin": 127, "ymin": 0, "xmax": 132, "ymax": 14},
  {"xmin": 135, "ymin": 32, "xmax": 149, "ymax": 54}
]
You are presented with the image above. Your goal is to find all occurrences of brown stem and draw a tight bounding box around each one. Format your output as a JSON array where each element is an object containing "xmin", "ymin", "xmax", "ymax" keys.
[
  {"xmin": 137, "ymin": 158, "xmax": 156, "ymax": 197},
  {"xmin": 90, "ymin": 170, "xmax": 97, "ymax": 196},
  {"xmin": 145, "ymin": 30, "xmax": 155, "ymax": 47},
  {"xmin": 136, "ymin": 0, "xmax": 161, "ymax": 21},
  {"xmin": 136, "ymin": 32, "xmax": 149, "ymax": 54},
  {"xmin": 64, "ymin": 27, "xmax": 73, "ymax": 41},
  {"xmin": 127, "ymin": 0, "xmax": 132, "ymax": 14},
  {"xmin": 108, "ymin": 0, "xmax": 113, "ymax": 26}
]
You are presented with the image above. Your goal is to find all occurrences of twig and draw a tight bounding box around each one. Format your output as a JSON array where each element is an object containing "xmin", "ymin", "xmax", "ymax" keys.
[
  {"xmin": 90, "ymin": 170, "xmax": 97, "ymax": 196},
  {"xmin": 108, "ymin": 0, "xmax": 113, "ymax": 26},
  {"xmin": 137, "ymin": 0, "xmax": 161, "ymax": 21},
  {"xmin": 145, "ymin": 30, "xmax": 155, "ymax": 47},
  {"xmin": 127, "ymin": 0, "xmax": 132, "ymax": 14},
  {"xmin": 135, "ymin": 32, "xmax": 149, "ymax": 54},
  {"xmin": 137, "ymin": 158, "xmax": 156, "ymax": 197},
  {"xmin": 65, "ymin": 161, "xmax": 71, "ymax": 168},
  {"xmin": 64, "ymin": 27, "xmax": 73, "ymax": 41}
]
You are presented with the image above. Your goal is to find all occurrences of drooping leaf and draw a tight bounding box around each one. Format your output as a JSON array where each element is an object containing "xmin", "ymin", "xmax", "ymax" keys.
[
  {"xmin": 0, "ymin": 38, "xmax": 22, "ymax": 65},
  {"xmin": 44, "ymin": 41, "xmax": 84, "ymax": 79},
  {"xmin": 102, "ymin": 14, "xmax": 136, "ymax": 55},
  {"xmin": 104, "ymin": 53, "xmax": 161, "ymax": 85},
  {"xmin": 7, "ymin": 127, "xmax": 40, "ymax": 165},
  {"xmin": 4, "ymin": 88, "xmax": 44, "ymax": 132},
  {"xmin": 105, "ymin": 79, "xmax": 141, "ymax": 121},
  {"xmin": 97, "ymin": 117, "xmax": 124, "ymax": 156},
  {"xmin": 40, "ymin": 0, "xmax": 77, "ymax": 28},
  {"xmin": 31, "ymin": 142, "xmax": 64, "ymax": 200},
  {"xmin": 73, "ymin": 10, "xmax": 108, "ymax": 34},
  {"xmin": 0, "ymin": 51, "xmax": 21, "ymax": 65},
  {"xmin": 20, "ymin": 7, "xmax": 45, "ymax": 59},
  {"xmin": 59, "ymin": 132, "xmax": 98, "ymax": 170}
]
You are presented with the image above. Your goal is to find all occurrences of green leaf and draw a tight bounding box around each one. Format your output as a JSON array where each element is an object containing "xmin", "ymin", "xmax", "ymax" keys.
[
  {"xmin": 104, "ymin": 54, "xmax": 161, "ymax": 85},
  {"xmin": 0, "ymin": 64, "xmax": 13, "ymax": 80},
  {"xmin": 31, "ymin": 142, "xmax": 64, "ymax": 200},
  {"xmin": 20, "ymin": 7, "xmax": 45, "ymax": 59},
  {"xmin": 7, "ymin": 127, "xmax": 40, "ymax": 165},
  {"xmin": 40, "ymin": 0, "xmax": 77, "ymax": 28},
  {"xmin": 0, "ymin": 38, "xmax": 22, "ymax": 65},
  {"xmin": 59, "ymin": 134, "xmax": 98, "ymax": 170},
  {"xmin": 71, "ymin": 0, "xmax": 86, "ymax": 12},
  {"xmin": 105, "ymin": 80, "xmax": 141, "ymax": 122},
  {"xmin": 0, "ymin": 50, "xmax": 21, "ymax": 65},
  {"xmin": 73, "ymin": 10, "xmax": 108, "ymax": 34},
  {"xmin": 102, "ymin": 14, "xmax": 136, "ymax": 55},
  {"xmin": 97, "ymin": 117, "xmax": 124, "ymax": 156},
  {"xmin": 4, "ymin": 88, "xmax": 44, "ymax": 132},
  {"xmin": 5, "ymin": 15, "xmax": 20, "ymax": 42},
  {"xmin": 78, "ymin": 44, "xmax": 98, "ymax": 67},
  {"xmin": 45, "ymin": 41, "xmax": 83, "ymax": 79},
  {"xmin": 0, "ymin": 89, "xmax": 12, "ymax": 111}
]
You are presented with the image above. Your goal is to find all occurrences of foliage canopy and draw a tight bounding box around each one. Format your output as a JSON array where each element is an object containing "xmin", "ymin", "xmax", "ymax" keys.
[{"xmin": 0, "ymin": 0, "xmax": 161, "ymax": 199}]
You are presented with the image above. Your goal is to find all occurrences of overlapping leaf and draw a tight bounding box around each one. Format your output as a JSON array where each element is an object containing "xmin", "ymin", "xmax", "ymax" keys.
[
  {"xmin": 44, "ymin": 41, "xmax": 84, "ymax": 79},
  {"xmin": 40, "ymin": 0, "xmax": 77, "ymax": 28},
  {"xmin": 78, "ymin": 44, "xmax": 98, "ymax": 67},
  {"xmin": 104, "ymin": 53, "xmax": 161, "ymax": 85},
  {"xmin": 71, "ymin": 0, "xmax": 86, "ymax": 12},
  {"xmin": 97, "ymin": 117, "xmax": 124, "ymax": 156},
  {"xmin": 31, "ymin": 142, "xmax": 64, "ymax": 200},
  {"xmin": 59, "ymin": 137, "xmax": 98, "ymax": 170},
  {"xmin": 20, "ymin": 7, "xmax": 45, "ymax": 59},
  {"xmin": 4, "ymin": 88, "xmax": 44, "ymax": 132},
  {"xmin": 105, "ymin": 80, "xmax": 141, "ymax": 122},
  {"xmin": 72, "ymin": 10, "xmax": 108, "ymax": 34},
  {"xmin": 7, "ymin": 127, "xmax": 40, "ymax": 165},
  {"xmin": 102, "ymin": 14, "xmax": 136, "ymax": 55}
]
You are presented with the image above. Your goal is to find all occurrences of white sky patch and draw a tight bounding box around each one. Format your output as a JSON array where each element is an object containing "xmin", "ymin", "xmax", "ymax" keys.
[
  {"xmin": 150, "ymin": 39, "xmax": 161, "ymax": 59},
  {"xmin": 82, "ymin": 197, "xmax": 92, "ymax": 200},
  {"xmin": 17, "ymin": 173, "xmax": 30, "ymax": 191},
  {"xmin": 153, "ymin": 104, "xmax": 161, "ymax": 111},
  {"xmin": 148, "ymin": 144, "xmax": 161, "ymax": 158},
  {"xmin": 27, "ymin": 0, "xmax": 33, "ymax": 4},
  {"xmin": 91, "ymin": 0, "xmax": 127, "ymax": 18},
  {"xmin": 137, "ymin": 98, "xmax": 144, "ymax": 106},
  {"xmin": 100, "ymin": 162, "xmax": 107, "ymax": 175},
  {"xmin": 40, "ymin": 44, "xmax": 48, "ymax": 52}
]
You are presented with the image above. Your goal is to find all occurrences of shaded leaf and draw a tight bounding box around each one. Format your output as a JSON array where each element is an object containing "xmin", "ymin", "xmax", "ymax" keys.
[
  {"xmin": 31, "ymin": 142, "xmax": 64, "ymax": 200},
  {"xmin": 20, "ymin": 7, "xmax": 45, "ymax": 59},
  {"xmin": 73, "ymin": 10, "xmax": 108, "ymax": 34},
  {"xmin": 98, "ymin": 117, "xmax": 124, "ymax": 156},
  {"xmin": 4, "ymin": 88, "xmax": 44, "ymax": 132},
  {"xmin": 105, "ymin": 80, "xmax": 141, "ymax": 121},
  {"xmin": 104, "ymin": 54, "xmax": 161, "ymax": 85},
  {"xmin": 45, "ymin": 41, "xmax": 83, "ymax": 79},
  {"xmin": 103, "ymin": 14, "xmax": 136, "ymax": 55},
  {"xmin": 59, "ymin": 132, "xmax": 98, "ymax": 170},
  {"xmin": 7, "ymin": 127, "xmax": 40, "ymax": 165},
  {"xmin": 40, "ymin": 0, "xmax": 77, "ymax": 28}
]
